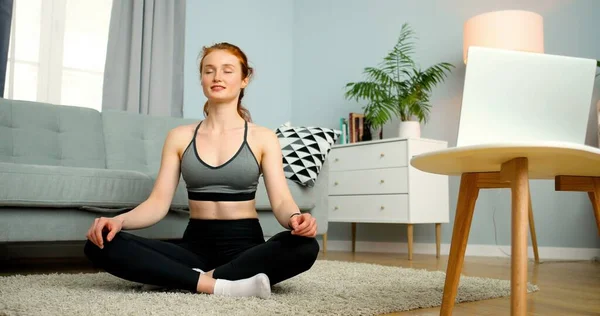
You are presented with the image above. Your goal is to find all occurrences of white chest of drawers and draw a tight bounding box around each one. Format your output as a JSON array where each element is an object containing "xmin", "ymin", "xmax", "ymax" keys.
[{"xmin": 323, "ymin": 137, "xmax": 449, "ymax": 259}]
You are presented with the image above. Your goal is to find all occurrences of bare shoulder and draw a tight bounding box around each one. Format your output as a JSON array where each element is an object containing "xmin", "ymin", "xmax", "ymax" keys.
[
  {"xmin": 167, "ymin": 123, "xmax": 196, "ymax": 142},
  {"xmin": 247, "ymin": 123, "xmax": 279, "ymax": 147},
  {"xmin": 166, "ymin": 123, "xmax": 200, "ymax": 157}
]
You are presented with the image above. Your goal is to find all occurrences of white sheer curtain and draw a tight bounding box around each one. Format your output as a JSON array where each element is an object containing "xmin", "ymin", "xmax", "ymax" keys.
[{"xmin": 3, "ymin": 0, "xmax": 112, "ymax": 112}]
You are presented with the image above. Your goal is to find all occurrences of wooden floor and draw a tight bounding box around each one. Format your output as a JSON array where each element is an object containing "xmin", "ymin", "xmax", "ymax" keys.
[
  {"xmin": 318, "ymin": 252, "xmax": 600, "ymax": 316},
  {"xmin": 2, "ymin": 251, "xmax": 599, "ymax": 315}
]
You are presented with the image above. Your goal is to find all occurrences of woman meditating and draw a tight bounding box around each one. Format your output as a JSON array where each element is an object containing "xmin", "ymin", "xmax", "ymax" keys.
[{"xmin": 84, "ymin": 42, "xmax": 320, "ymax": 299}]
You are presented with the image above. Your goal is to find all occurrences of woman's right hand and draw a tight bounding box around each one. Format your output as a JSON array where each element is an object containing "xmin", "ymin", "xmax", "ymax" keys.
[{"xmin": 86, "ymin": 217, "xmax": 123, "ymax": 249}]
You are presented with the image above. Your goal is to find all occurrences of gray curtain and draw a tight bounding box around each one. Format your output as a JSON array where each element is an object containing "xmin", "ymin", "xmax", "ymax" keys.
[
  {"xmin": 102, "ymin": 0, "xmax": 186, "ymax": 117},
  {"xmin": 0, "ymin": 0, "xmax": 13, "ymax": 98}
]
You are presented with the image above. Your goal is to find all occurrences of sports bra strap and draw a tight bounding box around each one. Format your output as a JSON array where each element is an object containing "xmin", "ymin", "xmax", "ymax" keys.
[
  {"xmin": 192, "ymin": 121, "xmax": 202, "ymax": 142},
  {"xmin": 194, "ymin": 121, "xmax": 202, "ymax": 134}
]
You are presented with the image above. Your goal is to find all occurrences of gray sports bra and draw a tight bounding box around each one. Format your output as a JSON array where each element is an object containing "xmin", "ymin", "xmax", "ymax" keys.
[{"xmin": 180, "ymin": 120, "xmax": 260, "ymax": 202}]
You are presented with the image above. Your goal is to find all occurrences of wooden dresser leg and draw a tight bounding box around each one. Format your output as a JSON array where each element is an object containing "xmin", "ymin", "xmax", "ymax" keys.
[
  {"xmin": 436, "ymin": 223, "xmax": 441, "ymax": 259},
  {"xmin": 407, "ymin": 224, "xmax": 414, "ymax": 260},
  {"xmin": 351, "ymin": 223, "xmax": 356, "ymax": 252},
  {"xmin": 440, "ymin": 173, "xmax": 480, "ymax": 316},
  {"xmin": 503, "ymin": 158, "xmax": 530, "ymax": 316},
  {"xmin": 528, "ymin": 189, "xmax": 540, "ymax": 263},
  {"xmin": 322, "ymin": 233, "xmax": 327, "ymax": 253}
]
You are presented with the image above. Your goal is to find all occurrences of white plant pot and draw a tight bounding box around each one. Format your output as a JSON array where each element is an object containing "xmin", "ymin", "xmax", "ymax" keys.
[{"xmin": 398, "ymin": 121, "xmax": 420, "ymax": 139}]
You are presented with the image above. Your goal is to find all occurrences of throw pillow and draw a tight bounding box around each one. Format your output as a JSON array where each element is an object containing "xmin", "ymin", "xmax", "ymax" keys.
[{"xmin": 275, "ymin": 125, "xmax": 340, "ymax": 187}]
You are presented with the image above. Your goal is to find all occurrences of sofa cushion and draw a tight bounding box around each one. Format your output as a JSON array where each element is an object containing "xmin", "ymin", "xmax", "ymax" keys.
[
  {"xmin": 0, "ymin": 162, "xmax": 152, "ymax": 208},
  {"xmin": 254, "ymin": 176, "xmax": 317, "ymax": 211},
  {"xmin": 171, "ymin": 181, "xmax": 190, "ymax": 209},
  {"xmin": 0, "ymin": 98, "xmax": 106, "ymax": 168},
  {"xmin": 147, "ymin": 172, "xmax": 189, "ymax": 210},
  {"xmin": 275, "ymin": 125, "xmax": 339, "ymax": 187},
  {"xmin": 101, "ymin": 110, "xmax": 198, "ymax": 174}
]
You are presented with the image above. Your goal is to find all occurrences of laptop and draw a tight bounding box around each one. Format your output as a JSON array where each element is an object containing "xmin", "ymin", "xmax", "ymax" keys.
[{"xmin": 456, "ymin": 46, "xmax": 597, "ymax": 147}]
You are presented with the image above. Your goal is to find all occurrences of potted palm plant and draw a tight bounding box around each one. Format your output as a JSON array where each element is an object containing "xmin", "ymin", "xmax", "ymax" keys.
[{"xmin": 344, "ymin": 23, "xmax": 454, "ymax": 139}]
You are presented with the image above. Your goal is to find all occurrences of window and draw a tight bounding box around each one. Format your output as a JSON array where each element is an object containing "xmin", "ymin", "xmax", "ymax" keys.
[{"xmin": 3, "ymin": 0, "xmax": 112, "ymax": 112}]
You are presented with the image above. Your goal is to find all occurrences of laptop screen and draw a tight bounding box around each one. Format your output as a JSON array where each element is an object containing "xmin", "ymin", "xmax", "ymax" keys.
[{"xmin": 456, "ymin": 46, "xmax": 596, "ymax": 147}]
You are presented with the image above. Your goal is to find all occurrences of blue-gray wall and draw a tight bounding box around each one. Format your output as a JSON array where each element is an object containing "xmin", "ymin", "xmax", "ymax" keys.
[
  {"xmin": 185, "ymin": 0, "xmax": 600, "ymax": 249},
  {"xmin": 183, "ymin": 0, "xmax": 293, "ymax": 129}
]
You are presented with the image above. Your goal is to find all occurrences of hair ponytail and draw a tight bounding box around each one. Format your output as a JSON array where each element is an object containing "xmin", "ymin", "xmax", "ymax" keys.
[{"xmin": 237, "ymin": 89, "xmax": 252, "ymax": 122}]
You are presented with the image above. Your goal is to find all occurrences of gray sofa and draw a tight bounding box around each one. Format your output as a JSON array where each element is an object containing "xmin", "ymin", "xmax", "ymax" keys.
[{"xmin": 0, "ymin": 98, "xmax": 329, "ymax": 244}]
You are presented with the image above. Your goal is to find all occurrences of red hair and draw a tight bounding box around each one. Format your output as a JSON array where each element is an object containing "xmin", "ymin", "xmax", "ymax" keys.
[{"xmin": 199, "ymin": 42, "xmax": 253, "ymax": 122}]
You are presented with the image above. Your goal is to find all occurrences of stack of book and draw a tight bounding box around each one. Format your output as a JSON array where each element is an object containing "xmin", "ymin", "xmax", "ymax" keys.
[{"xmin": 339, "ymin": 112, "xmax": 364, "ymax": 144}]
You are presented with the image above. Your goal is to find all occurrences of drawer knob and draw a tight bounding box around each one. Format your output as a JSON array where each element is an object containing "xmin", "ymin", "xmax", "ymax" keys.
[
  {"xmin": 380, "ymin": 153, "xmax": 385, "ymax": 157},
  {"xmin": 334, "ymin": 206, "xmax": 339, "ymax": 210},
  {"xmin": 334, "ymin": 158, "xmax": 339, "ymax": 162},
  {"xmin": 380, "ymin": 206, "xmax": 385, "ymax": 210},
  {"xmin": 380, "ymin": 179, "xmax": 385, "ymax": 184},
  {"xmin": 334, "ymin": 181, "xmax": 339, "ymax": 186}
]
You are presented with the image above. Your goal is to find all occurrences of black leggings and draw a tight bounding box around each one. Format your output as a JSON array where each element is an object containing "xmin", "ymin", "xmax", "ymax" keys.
[{"xmin": 84, "ymin": 218, "xmax": 320, "ymax": 293}]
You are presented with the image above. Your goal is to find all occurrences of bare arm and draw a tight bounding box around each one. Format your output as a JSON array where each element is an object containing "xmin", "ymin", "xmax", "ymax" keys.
[
  {"xmin": 114, "ymin": 128, "xmax": 183, "ymax": 230},
  {"xmin": 260, "ymin": 129, "xmax": 301, "ymax": 229}
]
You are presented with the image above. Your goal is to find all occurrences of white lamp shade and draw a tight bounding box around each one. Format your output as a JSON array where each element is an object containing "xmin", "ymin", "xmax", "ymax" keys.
[{"xmin": 463, "ymin": 10, "xmax": 544, "ymax": 63}]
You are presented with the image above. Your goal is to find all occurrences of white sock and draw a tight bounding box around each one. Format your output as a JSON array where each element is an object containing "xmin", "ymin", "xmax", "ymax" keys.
[
  {"xmin": 213, "ymin": 273, "xmax": 271, "ymax": 299},
  {"xmin": 192, "ymin": 268, "xmax": 205, "ymax": 274}
]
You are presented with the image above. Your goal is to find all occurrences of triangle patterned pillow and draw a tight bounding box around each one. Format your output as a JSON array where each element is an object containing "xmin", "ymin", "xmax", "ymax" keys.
[{"xmin": 275, "ymin": 125, "xmax": 340, "ymax": 187}]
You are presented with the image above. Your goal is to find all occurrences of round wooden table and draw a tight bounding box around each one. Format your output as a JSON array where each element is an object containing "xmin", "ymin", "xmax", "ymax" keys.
[{"xmin": 410, "ymin": 141, "xmax": 600, "ymax": 316}]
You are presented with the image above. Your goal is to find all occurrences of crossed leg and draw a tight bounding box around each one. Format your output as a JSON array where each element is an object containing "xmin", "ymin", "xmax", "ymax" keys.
[
  {"xmin": 84, "ymin": 230, "xmax": 319, "ymax": 297},
  {"xmin": 84, "ymin": 231, "xmax": 210, "ymax": 293},
  {"xmin": 211, "ymin": 230, "xmax": 320, "ymax": 285}
]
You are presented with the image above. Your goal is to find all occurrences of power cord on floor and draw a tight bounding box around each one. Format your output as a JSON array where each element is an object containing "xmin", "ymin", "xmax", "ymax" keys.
[
  {"xmin": 492, "ymin": 205, "xmax": 512, "ymax": 258},
  {"xmin": 491, "ymin": 190, "xmax": 597, "ymax": 264},
  {"xmin": 492, "ymin": 204, "xmax": 563, "ymax": 263}
]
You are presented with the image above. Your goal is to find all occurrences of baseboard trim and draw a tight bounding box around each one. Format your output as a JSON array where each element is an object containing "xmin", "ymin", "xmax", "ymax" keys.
[
  {"xmin": 318, "ymin": 240, "xmax": 600, "ymax": 261},
  {"xmin": 0, "ymin": 241, "xmax": 88, "ymax": 260},
  {"xmin": 3, "ymin": 239, "xmax": 597, "ymax": 262}
]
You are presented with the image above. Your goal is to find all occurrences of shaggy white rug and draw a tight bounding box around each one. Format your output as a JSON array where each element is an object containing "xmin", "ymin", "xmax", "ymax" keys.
[{"xmin": 0, "ymin": 260, "xmax": 538, "ymax": 316}]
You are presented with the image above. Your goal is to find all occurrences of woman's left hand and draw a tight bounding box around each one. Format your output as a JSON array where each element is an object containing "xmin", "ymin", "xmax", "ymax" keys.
[{"xmin": 289, "ymin": 213, "xmax": 317, "ymax": 237}]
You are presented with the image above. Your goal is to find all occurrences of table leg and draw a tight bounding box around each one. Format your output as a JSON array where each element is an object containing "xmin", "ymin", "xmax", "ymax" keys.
[
  {"xmin": 504, "ymin": 158, "xmax": 529, "ymax": 316},
  {"xmin": 554, "ymin": 175, "xmax": 600, "ymax": 236},
  {"xmin": 440, "ymin": 173, "xmax": 480, "ymax": 315},
  {"xmin": 322, "ymin": 233, "xmax": 327, "ymax": 253},
  {"xmin": 588, "ymin": 178, "xmax": 600, "ymax": 235},
  {"xmin": 407, "ymin": 224, "xmax": 413, "ymax": 260},
  {"xmin": 528, "ymin": 190, "xmax": 540, "ymax": 263}
]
